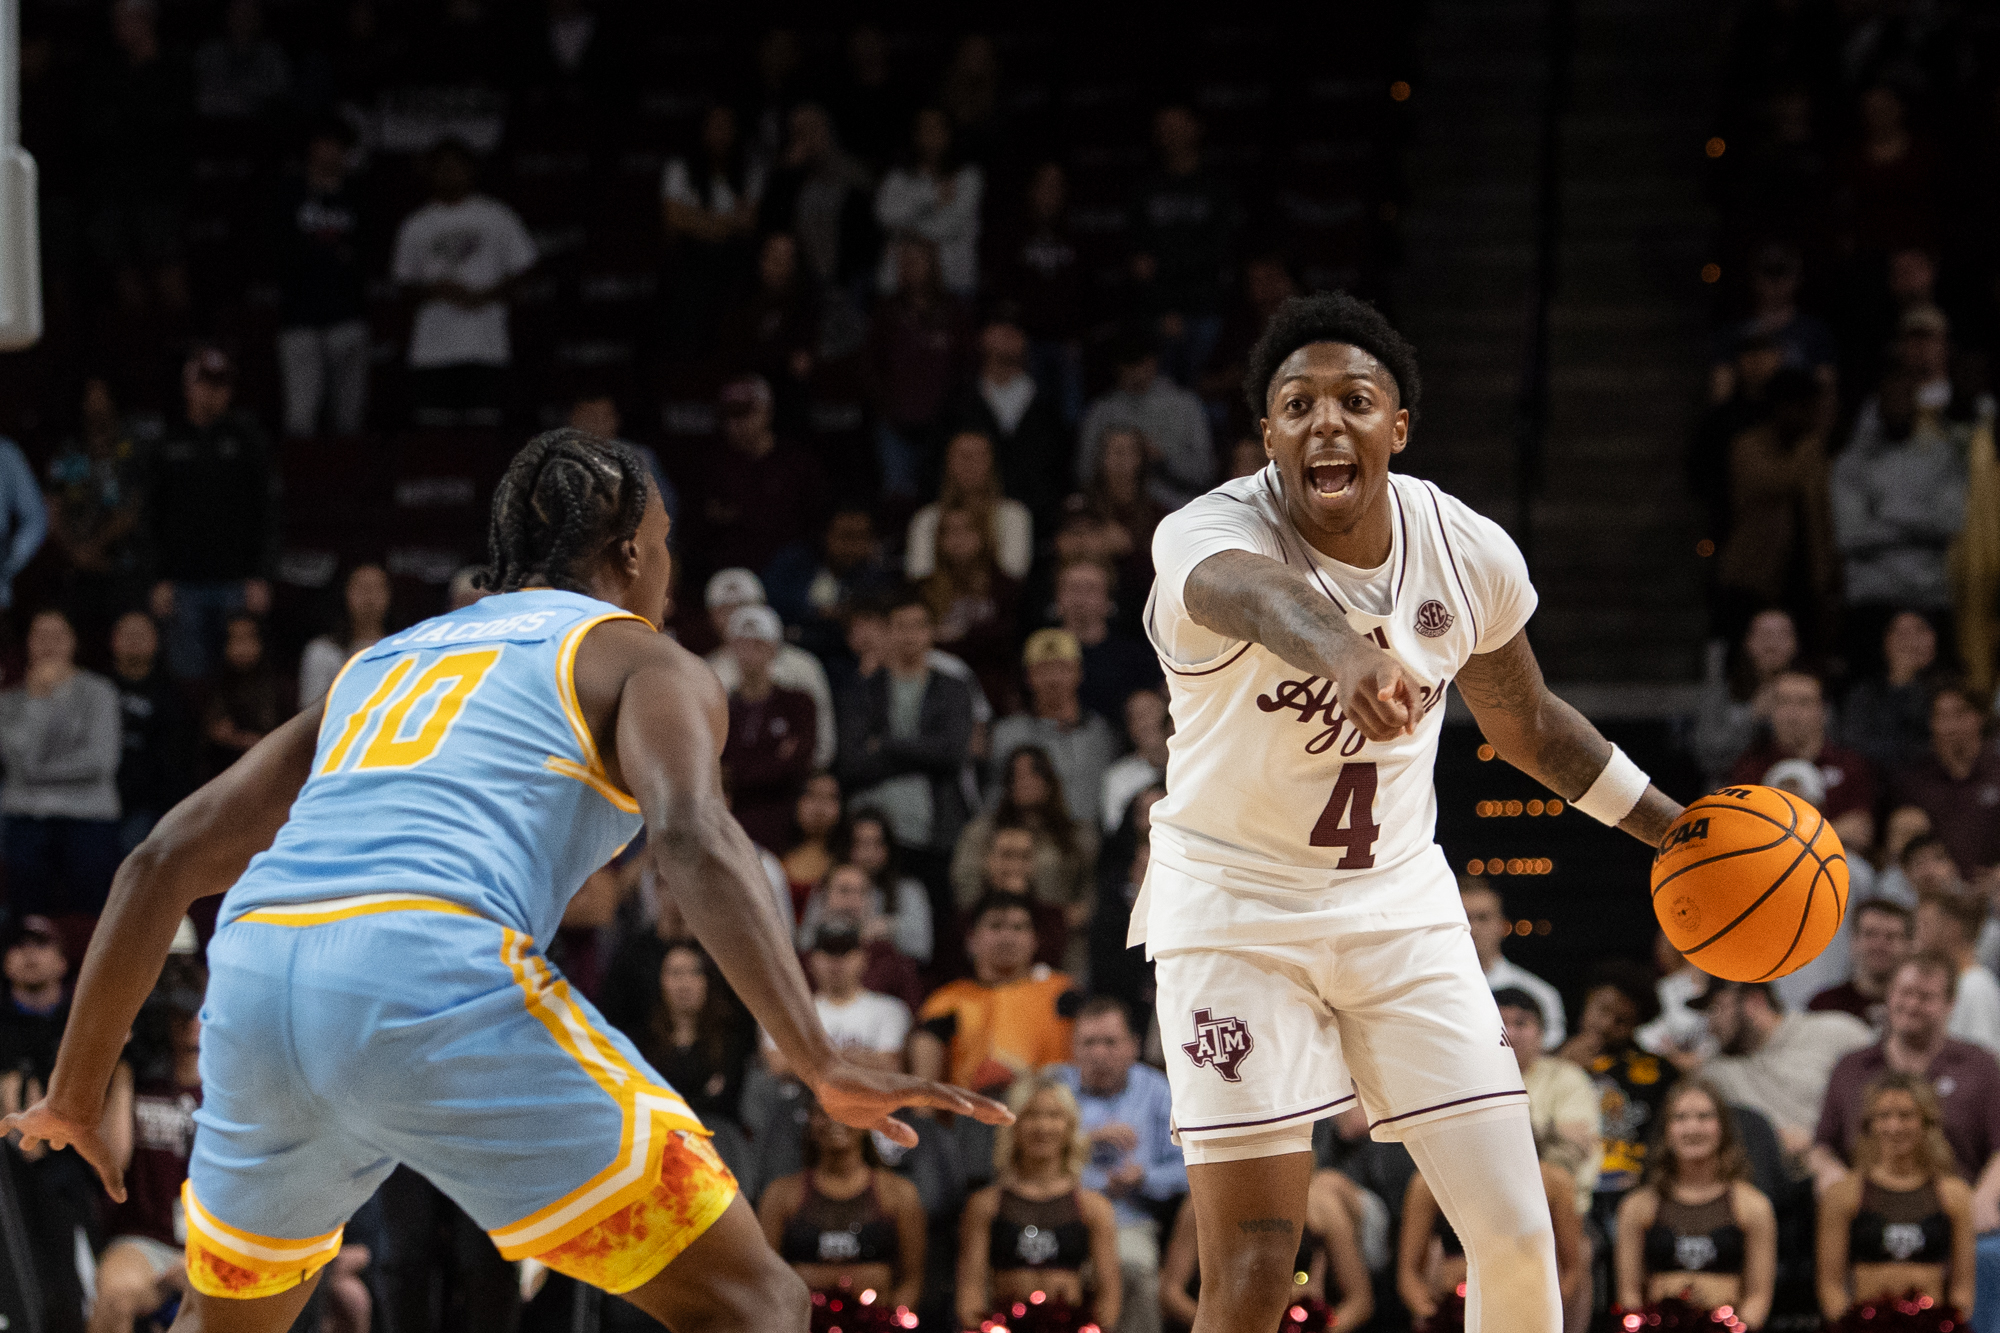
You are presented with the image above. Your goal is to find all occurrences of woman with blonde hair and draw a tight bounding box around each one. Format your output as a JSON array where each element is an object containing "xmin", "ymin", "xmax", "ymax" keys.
[
  {"xmin": 1613, "ymin": 1077, "xmax": 1776, "ymax": 1329},
  {"xmin": 958, "ymin": 1074, "xmax": 1120, "ymax": 1333},
  {"xmin": 918, "ymin": 504, "xmax": 1023, "ymax": 711},
  {"xmin": 1817, "ymin": 1071, "xmax": 1974, "ymax": 1328},
  {"xmin": 905, "ymin": 429, "xmax": 1033, "ymax": 580}
]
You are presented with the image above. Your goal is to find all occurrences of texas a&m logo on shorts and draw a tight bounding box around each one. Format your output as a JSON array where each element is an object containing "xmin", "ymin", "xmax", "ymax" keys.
[
  {"xmin": 1414, "ymin": 599, "xmax": 1454, "ymax": 638},
  {"xmin": 1182, "ymin": 1008, "xmax": 1254, "ymax": 1081}
]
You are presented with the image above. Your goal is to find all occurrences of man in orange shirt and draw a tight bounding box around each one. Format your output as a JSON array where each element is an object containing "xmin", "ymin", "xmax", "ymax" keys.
[{"xmin": 914, "ymin": 894, "xmax": 1079, "ymax": 1094}]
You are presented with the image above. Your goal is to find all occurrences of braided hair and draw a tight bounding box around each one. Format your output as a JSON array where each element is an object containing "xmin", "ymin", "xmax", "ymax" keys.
[{"xmin": 478, "ymin": 429, "xmax": 652, "ymax": 595}]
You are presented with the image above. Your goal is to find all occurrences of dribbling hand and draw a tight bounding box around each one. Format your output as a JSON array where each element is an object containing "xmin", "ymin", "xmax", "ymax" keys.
[
  {"xmin": 813, "ymin": 1060, "xmax": 1014, "ymax": 1148},
  {"xmin": 3, "ymin": 1097, "xmax": 125, "ymax": 1201},
  {"xmin": 1333, "ymin": 640, "xmax": 1418, "ymax": 741}
]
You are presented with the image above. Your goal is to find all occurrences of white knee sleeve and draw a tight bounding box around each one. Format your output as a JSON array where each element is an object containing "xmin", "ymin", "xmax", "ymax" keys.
[{"xmin": 1402, "ymin": 1107, "xmax": 1562, "ymax": 1333}]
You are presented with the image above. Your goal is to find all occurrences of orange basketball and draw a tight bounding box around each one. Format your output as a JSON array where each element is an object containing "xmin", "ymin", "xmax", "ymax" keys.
[{"xmin": 1649, "ymin": 784, "xmax": 1848, "ymax": 983}]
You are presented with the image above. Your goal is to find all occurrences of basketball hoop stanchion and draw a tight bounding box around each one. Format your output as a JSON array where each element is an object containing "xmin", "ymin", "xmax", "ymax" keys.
[{"xmin": 0, "ymin": 0, "xmax": 42, "ymax": 351}]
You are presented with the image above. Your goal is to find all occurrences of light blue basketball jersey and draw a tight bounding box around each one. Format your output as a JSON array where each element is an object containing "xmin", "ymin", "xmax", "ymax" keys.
[{"xmin": 223, "ymin": 589, "xmax": 648, "ymax": 943}]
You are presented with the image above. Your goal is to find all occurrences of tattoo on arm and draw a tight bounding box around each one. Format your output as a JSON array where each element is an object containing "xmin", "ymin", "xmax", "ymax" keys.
[
  {"xmin": 1237, "ymin": 1217, "xmax": 1299, "ymax": 1236},
  {"xmin": 1456, "ymin": 630, "xmax": 1611, "ymax": 800},
  {"xmin": 1184, "ymin": 550, "xmax": 1369, "ymax": 679}
]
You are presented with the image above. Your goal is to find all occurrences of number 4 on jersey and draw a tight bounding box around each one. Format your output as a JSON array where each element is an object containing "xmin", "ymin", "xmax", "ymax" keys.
[{"xmin": 1310, "ymin": 761, "xmax": 1380, "ymax": 868}]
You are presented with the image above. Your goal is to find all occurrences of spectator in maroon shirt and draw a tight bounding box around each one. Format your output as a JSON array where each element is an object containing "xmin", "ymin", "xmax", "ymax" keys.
[
  {"xmin": 1809, "ymin": 954, "xmax": 2000, "ymax": 1231},
  {"xmin": 700, "ymin": 374, "xmax": 827, "ymax": 579},
  {"xmin": 1728, "ymin": 669, "xmax": 1877, "ymax": 854},
  {"xmin": 867, "ymin": 235, "xmax": 975, "ymax": 505},
  {"xmin": 1891, "ymin": 682, "xmax": 2000, "ymax": 887},
  {"xmin": 718, "ymin": 605, "xmax": 817, "ymax": 850},
  {"xmin": 94, "ymin": 963, "xmax": 208, "ymax": 1333},
  {"xmin": 1810, "ymin": 899, "xmax": 1913, "ymax": 1031}
]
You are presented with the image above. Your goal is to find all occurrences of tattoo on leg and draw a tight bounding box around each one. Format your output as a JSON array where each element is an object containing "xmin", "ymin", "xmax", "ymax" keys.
[{"xmin": 1237, "ymin": 1217, "xmax": 1297, "ymax": 1236}]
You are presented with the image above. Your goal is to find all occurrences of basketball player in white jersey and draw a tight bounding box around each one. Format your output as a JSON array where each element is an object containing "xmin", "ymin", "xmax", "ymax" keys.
[{"xmin": 1137, "ymin": 292, "xmax": 1684, "ymax": 1332}]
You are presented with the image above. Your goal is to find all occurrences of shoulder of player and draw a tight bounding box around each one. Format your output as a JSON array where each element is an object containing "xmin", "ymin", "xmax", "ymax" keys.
[
  {"xmin": 578, "ymin": 619, "xmax": 721, "ymax": 706},
  {"xmin": 1160, "ymin": 472, "xmax": 1281, "ymax": 535},
  {"xmin": 1401, "ymin": 474, "xmax": 1518, "ymax": 556}
]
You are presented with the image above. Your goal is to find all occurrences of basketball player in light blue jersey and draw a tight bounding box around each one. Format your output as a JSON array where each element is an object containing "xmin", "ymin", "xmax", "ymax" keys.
[{"xmin": 5, "ymin": 430, "xmax": 1010, "ymax": 1333}]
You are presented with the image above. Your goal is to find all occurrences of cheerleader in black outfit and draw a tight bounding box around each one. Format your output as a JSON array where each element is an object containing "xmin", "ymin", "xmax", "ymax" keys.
[
  {"xmin": 1817, "ymin": 1072, "xmax": 1974, "ymax": 1330},
  {"xmin": 1613, "ymin": 1077, "xmax": 1776, "ymax": 1329}
]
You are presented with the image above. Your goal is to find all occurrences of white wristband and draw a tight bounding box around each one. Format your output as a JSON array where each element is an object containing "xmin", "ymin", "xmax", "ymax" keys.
[{"xmin": 1573, "ymin": 745, "xmax": 1649, "ymax": 826}]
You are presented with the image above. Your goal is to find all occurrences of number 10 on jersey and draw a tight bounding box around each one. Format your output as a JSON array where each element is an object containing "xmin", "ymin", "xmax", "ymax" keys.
[{"xmin": 1310, "ymin": 762, "xmax": 1379, "ymax": 868}]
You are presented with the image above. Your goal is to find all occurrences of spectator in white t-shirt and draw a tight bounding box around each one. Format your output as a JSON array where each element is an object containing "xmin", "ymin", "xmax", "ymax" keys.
[
  {"xmin": 766, "ymin": 917, "xmax": 912, "ymax": 1076},
  {"xmin": 390, "ymin": 139, "xmax": 537, "ymax": 426},
  {"xmin": 875, "ymin": 107, "xmax": 983, "ymax": 297},
  {"xmin": 1461, "ymin": 877, "xmax": 1567, "ymax": 1048},
  {"xmin": 1100, "ymin": 687, "xmax": 1171, "ymax": 836},
  {"xmin": 1914, "ymin": 884, "xmax": 2000, "ymax": 1055}
]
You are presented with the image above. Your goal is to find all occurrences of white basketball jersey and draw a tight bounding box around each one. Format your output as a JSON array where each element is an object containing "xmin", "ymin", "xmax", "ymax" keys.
[{"xmin": 1134, "ymin": 466, "xmax": 1537, "ymax": 955}]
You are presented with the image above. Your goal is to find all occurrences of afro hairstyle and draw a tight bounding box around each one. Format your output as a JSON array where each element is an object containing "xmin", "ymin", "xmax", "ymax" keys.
[{"xmin": 1242, "ymin": 291, "xmax": 1422, "ymax": 421}]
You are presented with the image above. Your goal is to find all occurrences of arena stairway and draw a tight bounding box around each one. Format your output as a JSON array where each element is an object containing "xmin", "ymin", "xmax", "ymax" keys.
[{"xmin": 1394, "ymin": 0, "xmax": 1717, "ymax": 686}]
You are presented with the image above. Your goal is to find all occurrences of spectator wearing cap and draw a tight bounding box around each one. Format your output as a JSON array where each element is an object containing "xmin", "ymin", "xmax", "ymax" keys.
[
  {"xmin": 704, "ymin": 568, "xmax": 836, "ymax": 770},
  {"xmin": 1891, "ymin": 683, "xmax": 2000, "ymax": 885},
  {"xmin": 913, "ymin": 892, "xmax": 1078, "ymax": 1096},
  {"xmin": 1694, "ymin": 978, "xmax": 1873, "ymax": 1157},
  {"xmin": 1461, "ymin": 877, "xmax": 1567, "ymax": 1048},
  {"xmin": 1053, "ymin": 560, "xmax": 1162, "ymax": 729},
  {"xmin": 835, "ymin": 588, "xmax": 976, "ymax": 888},
  {"xmin": 0, "ymin": 914, "xmax": 96, "ymax": 1333},
  {"xmin": 0, "ymin": 915, "xmax": 70, "ymax": 1081},
  {"xmin": 1051, "ymin": 996, "xmax": 1185, "ymax": 1333},
  {"xmin": 701, "ymin": 374, "xmax": 829, "ymax": 578},
  {"xmin": 765, "ymin": 915, "xmax": 912, "ymax": 1078},
  {"xmin": 947, "ymin": 312, "xmax": 1069, "ymax": 528},
  {"xmin": 1915, "ymin": 884, "xmax": 2000, "ymax": 1055},
  {"xmin": 1495, "ymin": 988, "xmax": 1600, "ymax": 1215},
  {"xmin": 144, "ymin": 346, "xmax": 278, "ymax": 681},
  {"xmin": 391, "ymin": 138, "xmax": 537, "ymax": 426},
  {"xmin": 990, "ymin": 630, "xmax": 1119, "ymax": 831},
  {"xmin": 717, "ymin": 605, "xmax": 817, "ymax": 851},
  {"xmin": 1832, "ymin": 357, "xmax": 1968, "ymax": 634},
  {"xmin": 0, "ymin": 610, "xmax": 125, "ymax": 926},
  {"xmin": 1810, "ymin": 898, "xmax": 1914, "ymax": 1032},
  {"xmin": 1077, "ymin": 331, "xmax": 1215, "ymax": 508}
]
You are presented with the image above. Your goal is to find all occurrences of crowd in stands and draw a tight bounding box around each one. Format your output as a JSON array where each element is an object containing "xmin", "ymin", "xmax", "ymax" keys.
[{"xmin": 0, "ymin": 4, "xmax": 1997, "ymax": 1333}]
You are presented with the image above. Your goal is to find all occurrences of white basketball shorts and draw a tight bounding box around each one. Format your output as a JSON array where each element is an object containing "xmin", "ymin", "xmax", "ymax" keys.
[{"xmin": 1151, "ymin": 865, "xmax": 1527, "ymax": 1150}]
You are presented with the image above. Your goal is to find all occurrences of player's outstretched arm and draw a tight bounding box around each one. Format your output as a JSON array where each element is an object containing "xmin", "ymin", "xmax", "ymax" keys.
[
  {"xmin": 1184, "ymin": 548, "xmax": 1416, "ymax": 741},
  {"xmin": 3, "ymin": 704, "xmax": 325, "ymax": 1197},
  {"xmin": 1455, "ymin": 629, "xmax": 1681, "ymax": 846},
  {"xmin": 607, "ymin": 636, "xmax": 1012, "ymax": 1143}
]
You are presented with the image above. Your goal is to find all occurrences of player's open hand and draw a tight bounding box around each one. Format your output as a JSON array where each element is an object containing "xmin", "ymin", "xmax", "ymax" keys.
[
  {"xmin": 813, "ymin": 1060, "xmax": 1014, "ymax": 1147},
  {"xmin": 1333, "ymin": 639, "xmax": 1417, "ymax": 741},
  {"xmin": 3, "ymin": 1097, "xmax": 125, "ymax": 1201}
]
